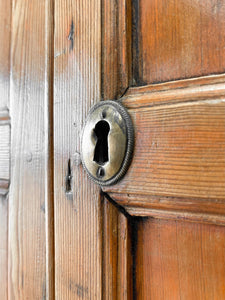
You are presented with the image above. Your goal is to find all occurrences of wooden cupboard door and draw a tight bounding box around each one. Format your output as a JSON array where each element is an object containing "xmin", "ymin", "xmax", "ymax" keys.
[
  {"xmin": 1, "ymin": 0, "xmax": 225, "ymax": 299},
  {"xmin": 102, "ymin": 0, "xmax": 225, "ymax": 299}
]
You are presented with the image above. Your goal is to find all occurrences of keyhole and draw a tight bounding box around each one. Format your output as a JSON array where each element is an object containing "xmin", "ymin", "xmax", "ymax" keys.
[{"xmin": 93, "ymin": 120, "xmax": 110, "ymax": 165}]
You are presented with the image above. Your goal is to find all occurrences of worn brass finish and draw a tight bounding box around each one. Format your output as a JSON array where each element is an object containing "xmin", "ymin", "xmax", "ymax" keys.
[{"xmin": 81, "ymin": 100, "xmax": 134, "ymax": 186}]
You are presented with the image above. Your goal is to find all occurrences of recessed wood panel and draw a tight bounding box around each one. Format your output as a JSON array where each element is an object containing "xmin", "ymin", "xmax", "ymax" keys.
[
  {"xmin": 134, "ymin": 0, "xmax": 225, "ymax": 84},
  {"xmin": 135, "ymin": 218, "xmax": 225, "ymax": 299}
]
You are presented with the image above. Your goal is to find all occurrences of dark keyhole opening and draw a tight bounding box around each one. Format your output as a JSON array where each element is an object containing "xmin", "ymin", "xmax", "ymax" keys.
[{"xmin": 93, "ymin": 120, "xmax": 110, "ymax": 165}]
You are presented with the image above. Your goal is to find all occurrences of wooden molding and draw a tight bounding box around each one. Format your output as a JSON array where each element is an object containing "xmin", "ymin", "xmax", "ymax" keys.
[
  {"xmin": 0, "ymin": 108, "xmax": 10, "ymax": 196},
  {"xmin": 123, "ymin": 73, "xmax": 225, "ymax": 108},
  {"xmin": 104, "ymin": 74, "xmax": 225, "ymax": 222},
  {"xmin": 109, "ymin": 192, "xmax": 225, "ymax": 214},
  {"xmin": 126, "ymin": 207, "xmax": 225, "ymax": 226},
  {"xmin": 102, "ymin": 196, "xmax": 133, "ymax": 299},
  {"xmin": 102, "ymin": 0, "xmax": 132, "ymax": 99}
]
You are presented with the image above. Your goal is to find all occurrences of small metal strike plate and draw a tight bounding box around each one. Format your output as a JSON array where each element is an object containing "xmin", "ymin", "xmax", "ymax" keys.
[{"xmin": 81, "ymin": 100, "xmax": 134, "ymax": 186}]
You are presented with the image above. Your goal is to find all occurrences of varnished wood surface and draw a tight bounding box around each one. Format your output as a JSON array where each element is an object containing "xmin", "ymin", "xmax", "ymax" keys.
[
  {"xmin": 102, "ymin": 197, "xmax": 133, "ymax": 299},
  {"xmin": 0, "ymin": 0, "xmax": 11, "ymax": 298},
  {"xmin": 124, "ymin": 74, "xmax": 225, "ymax": 108},
  {"xmin": 102, "ymin": 0, "xmax": 132, "ymax": 99},
  {"xmin": 102, "ymin": 3, "xmax": 134, "ymax": 298},
  {"xmin": 134, "ymin": 0, "xmax": 225, "ymax": 84},
  {"xmin": 135, "ymin": 218, "xmax": 225, "ymax": 299},
  {"xmin": 110, "ymin": 193, "xmax": 225, "ymax": 226},
  {"xmin": 8, "ymin": 0, "xmax": 53, "ymax": 298},
  {"xmin": 104, "ymin": 76, "xmax": 225, "ymax": 217},
  {"xmin": 54, "ymin": 0, "xmax": 102, "ymax": 298},
  {"xmin": 1, "ymin": 0, "xmax": 225, "ymax": 298}
]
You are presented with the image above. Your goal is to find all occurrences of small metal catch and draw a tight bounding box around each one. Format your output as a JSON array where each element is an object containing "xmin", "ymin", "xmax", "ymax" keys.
[{"xmin": 81, "ymin": 100, "xmax": 134, "ymax": 186}]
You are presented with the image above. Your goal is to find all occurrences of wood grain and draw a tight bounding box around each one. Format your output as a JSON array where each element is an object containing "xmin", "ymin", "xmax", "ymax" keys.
[
  {"xmin": 110, "ymin": 192, "xmax": 225, "ymax": 216},
  {"xmin": 124, "ymin": 74, "xmax": 225, "ymax": 108},
  {"xmin": 8, "ymin": 0, "xmax": 53, "ymax": 298},
  {"xmin": 54, "ymin": 0, "xmax": 102, "ymax": 298},
  {"xmin": 102, "ymin": 0, "xmax": 132, "ymax": 99},
  {"xmin": 104, "ymin": 76, "xmax": 225, "ymax": 216},
  {"xmin": 135, "ymin": 218, "xmax": 225, "ymax": 299},
  {"xmin": 102, "ymin": 2, "xmax": 133, "ymax": 298},
  {"xmin": 134, "ymin": 0, "xmax": 225, "ymax": 84},
  {"xmin": 102, "ymin": 197, "xmax": 133, "ymax": 299},
  {"xmin": 0, "ymin": 0, "xmax": 11, "ymax": 298}
]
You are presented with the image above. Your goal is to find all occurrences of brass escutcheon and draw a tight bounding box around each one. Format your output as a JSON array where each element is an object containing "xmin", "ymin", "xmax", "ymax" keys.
[{"xmin": 81, "ymin": 100, "xmax": 134, "ymax": 186}]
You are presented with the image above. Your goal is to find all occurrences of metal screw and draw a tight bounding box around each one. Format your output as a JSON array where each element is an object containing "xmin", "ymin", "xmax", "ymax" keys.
[
  {"xmin": 101, "ymin": 110, "xmax": 107, "ymax": 119},
  {"xmin": 97, "ymin": 167, "xmax": 105, "ymax": 178}
]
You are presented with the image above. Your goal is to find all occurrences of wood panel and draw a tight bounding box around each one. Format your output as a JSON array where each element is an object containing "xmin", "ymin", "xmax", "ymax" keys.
[
  {"xmin": 104, "ymin": 76, "xmax": 225, "ymax": 218},
  {"xmin": 8, "ymin": 0, "xmax": 53, "ymax": 298},
  {"xmin": 134, "ymin": 0, "xmax": 225, "ymax": 84},
  {"xmin": 0, "ymin": 0, "xmax": 11, "ymax": 298},
  {"xmin": 102, "ymin": 196, "xmax": 133, "ymax": 299},
  {"xmin": 135, "ymin": 218, "xmax": 225, "ymax": 299},
  {"xmin": 54, "ymin": 1, "xmax": 102, "ymax": 298}
]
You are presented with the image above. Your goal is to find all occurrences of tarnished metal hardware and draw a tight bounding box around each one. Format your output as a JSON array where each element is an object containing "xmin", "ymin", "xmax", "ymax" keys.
[{"xmin": 81, "ymin": 100, "xmax": 134, "ymax": 186}]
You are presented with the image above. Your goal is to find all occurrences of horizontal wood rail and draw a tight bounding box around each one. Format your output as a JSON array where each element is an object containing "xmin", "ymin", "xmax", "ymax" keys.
[{"xmin": 104, "ymin": 75, "xmax": 225, "ymax": 222}]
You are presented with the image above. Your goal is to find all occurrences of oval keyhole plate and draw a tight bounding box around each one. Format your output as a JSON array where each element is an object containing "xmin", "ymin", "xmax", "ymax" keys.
[{"xmin": 81, "ymin": 100, "xmax": 134, "ymax": 186}]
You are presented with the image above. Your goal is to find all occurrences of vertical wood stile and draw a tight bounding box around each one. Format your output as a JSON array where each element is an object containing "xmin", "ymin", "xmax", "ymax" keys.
[
  {"xmin": 54, "ymin": 0, "xmax": 102, "ymax": 298},
  {"xmin": 102, "ymin": 0, "xmax": 133, "ymax": 298},
  {"xmin": 117, "ymin": 212, "xmax": 133, "ymax": 300},
  {"xmin": 102, "ymin": 198, "xmax": 119, "ymax": 299},
  {"xmin": 8, "ymin": 0, "xmax": 53, "ymax": 298},
  {"xmin": 102, "ymin": 197, "xmax": 133, "ymax": 300},
  {"xmin": 102, "ymin": 0, "xmax": 131, "ymax": 100}
]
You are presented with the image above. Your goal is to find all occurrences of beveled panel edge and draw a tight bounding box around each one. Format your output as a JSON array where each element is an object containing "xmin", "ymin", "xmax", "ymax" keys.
[
  {"xmin": 122, "ymin": 73, "xmax": 225, "ymax": 109},
  {"xmin": 106, "ymin": 192, "xmax": 225, "ymax": 226},
  {"xmin": 126, "ymin": 207, "xmax": 225, "ymax": 226},
  {"xmin": 109, "ymin": 192, "xmax": 225, "ymax": 214}
]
